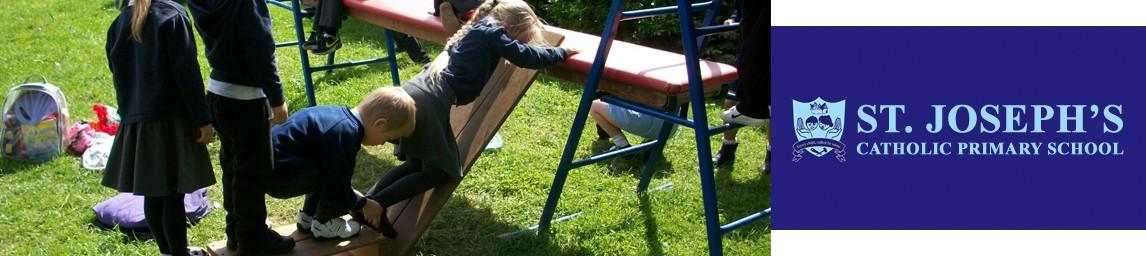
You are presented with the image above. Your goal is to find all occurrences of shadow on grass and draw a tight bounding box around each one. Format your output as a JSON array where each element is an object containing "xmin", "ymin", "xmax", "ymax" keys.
[
  {"xmin": 637, "ymin": 193, "xmax": 665, "ymax": 255},
  {"xmin": 421, "ymin": 196, "xmax": 592, "ymax": 255},
  {"xmin": 0, "ymin": 160, "xmax": 46, "ymax": 177},
  {"xmin": 578, "ymin": 138, "xmax": 677, "ymax": 181},
  {"xmin": 713, "ymin": 160, "xmax": 771, "ymax": 236},
  {"xmin": 351, "ymin": 149, "xmax": 401, "ymax": 190}
]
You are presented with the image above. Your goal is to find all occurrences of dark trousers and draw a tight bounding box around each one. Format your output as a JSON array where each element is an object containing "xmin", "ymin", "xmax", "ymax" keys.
[
  {"xmin": 312, "ymin": 0, "xmax": 428, "ymax": 61},
  {"xmin": 314, "ymin": 0, "xmax": 346, "ymax": 32},
  {"xmin": 366, "ymin": 157, "xmax": 450, "ymax": 207},
  {"xmin": 265, "ymin": 155, "xmax": 359, "ymax": 221},
  {"xmin": 207, "ymin": 93, "xmax": 273, "ymax": 242},
  {"xmin": 734, "ymin": 0, "xmax": 768, "ymax": 119},
  {"xmin": 145, "ymin": 193, "xmax": 188, "ymax": 256}
]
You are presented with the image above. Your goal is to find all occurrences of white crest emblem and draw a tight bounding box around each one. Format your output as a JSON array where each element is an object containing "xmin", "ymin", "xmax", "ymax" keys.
[{"xmin": 792, "ymin": 98, "xmax": 847, "ymax": 162}]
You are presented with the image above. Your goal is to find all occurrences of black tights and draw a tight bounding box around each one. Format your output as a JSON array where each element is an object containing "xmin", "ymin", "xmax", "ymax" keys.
[
  {"xmin": 144, "ymin": 193, "xmax": 188, "ymax": 256},
  {"xmin": 366, "ymin": 158, "xmax": 450, "ymax": 207}
]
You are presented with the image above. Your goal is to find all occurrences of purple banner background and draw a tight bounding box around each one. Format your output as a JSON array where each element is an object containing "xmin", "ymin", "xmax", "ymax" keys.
[{"xmin": 772, "ymin": 27, "xmax": 1146, "ymax": 230}]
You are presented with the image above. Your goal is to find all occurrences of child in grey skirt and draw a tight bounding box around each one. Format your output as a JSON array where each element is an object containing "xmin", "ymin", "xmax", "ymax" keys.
[
  {"xmin": 103, "ymin": 0, "xmax": 215, "ymax": 255},
  {"xmin": 361, "ymin": 0, "xmax": 579, "ymax": 234}
]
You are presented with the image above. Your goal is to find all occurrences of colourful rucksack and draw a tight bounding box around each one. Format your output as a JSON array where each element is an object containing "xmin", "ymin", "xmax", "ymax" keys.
[{"xmin": 1, "ymin": 75, "xmax": 69, "ymax": 162}]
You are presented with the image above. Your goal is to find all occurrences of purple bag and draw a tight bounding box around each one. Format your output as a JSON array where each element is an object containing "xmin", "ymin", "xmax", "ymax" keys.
[{"xmin": 92, "ymin": 188, "xmax": 212, "ymax": 234}]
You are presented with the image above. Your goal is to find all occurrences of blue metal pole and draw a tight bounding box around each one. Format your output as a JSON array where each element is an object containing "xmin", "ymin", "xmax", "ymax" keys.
[
  {"xmin": 676, "ymin": 0, "xmax": 723, "ymax": 254},
  {"xmin": 636, "ymin": 105, "xmax": 684, "ymax": 192},
  {"xmin": 696, "ymin": 0, "xmax": 722, "ymax": 50},
  {"xmin": 288, "ymin": 0, "xmax": 317, "ymax": 106},
  {"xmin": 326, "ymin": 51, "xmax": 337, "ymax": 75},
  {"xmin": 383, "ymin": 29, "xmax": 401, "ymax": 85},
  {"xmin": 538, "ymin": 0, "xmax": 627, "ymax": 232}
]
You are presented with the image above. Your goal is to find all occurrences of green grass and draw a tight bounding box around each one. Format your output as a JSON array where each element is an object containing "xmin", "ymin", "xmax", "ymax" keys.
[{"xmin": 0, "ymin": 0, "xmax": 770, "ymax": 255}]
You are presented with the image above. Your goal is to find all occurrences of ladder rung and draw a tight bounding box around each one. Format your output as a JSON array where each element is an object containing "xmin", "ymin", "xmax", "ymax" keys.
[
  {"xmin": 707, "ymin": 123, "xmax": 743, "ymax": 137},
  {"xmin": 694, "ymin": 23, "xmax": 740, "ymax": 37},
  {"xmin": 720, "ymin": 208, "xmax": 771, "ymax": 234},
  {"xmin": 571, "ymin": 140, "xmax": 661, "ymax": 168},
  {"xmin": 619, "ymin": 1, "xmax": 719, "ymax": 21},
  {"xmin": 599, "ymin": 95, "xmax": 696, "ymax": 129},
  {"xmin": 308, "ymin": 57, "xmax": 389, "ymax": 72}
]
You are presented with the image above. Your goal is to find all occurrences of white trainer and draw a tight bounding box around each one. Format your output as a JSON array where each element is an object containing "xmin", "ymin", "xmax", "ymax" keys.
[
  {"xmin": 721, "ymin": 106, "xmax": 768, "ymax": 127},
  {"xmin": 296, "ymin": 211, "xmax": 315, "ymax": 233},
  {"xmin": 310, "ymin": 217, "xmax": 361, "ymax": 240}
]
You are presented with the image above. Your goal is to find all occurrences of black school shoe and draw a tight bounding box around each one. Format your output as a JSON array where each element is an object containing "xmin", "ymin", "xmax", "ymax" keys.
[
  {"xmin": 713, "ymin": 142, "xmax": 738, "ymax": 167},
  {"xmin": 310, "ymin": 32, "xmax": 342, "ymax": 55},
  {"xmin": 350, "ymin": 202, "xmax": 398, "ymax": 239},
  {"xmin": 302, "ymin": 32, "xmax": 319, "ymax": 51},
  {"xmin": 238, "ymin": 228, "xmax": 295, "ymax": 255},
  {"xmin": 226, "ymin": 227, "xmax": 238, "ymax": 251},
  {"xmin": 596, "ymin": 124, "xmax": 610, "ymax": 141}
]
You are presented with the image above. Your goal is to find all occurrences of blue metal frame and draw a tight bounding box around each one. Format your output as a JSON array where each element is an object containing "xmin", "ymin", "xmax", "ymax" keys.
[
  {"xmin": 536, "ymin": 1, "xmax": 770, "ymax": 255},
  {"xmin": 267, "ymin": 0, "xmax": 401, "ymax": 106}
]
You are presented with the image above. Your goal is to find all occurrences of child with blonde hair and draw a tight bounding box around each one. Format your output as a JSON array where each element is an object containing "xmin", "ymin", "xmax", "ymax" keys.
[
  {"xmin": 357, "ymin": 0, "xmax": 580, "ymax": 235},
  {"xmin": 267, "ymin": 87, "xmax": 416, "ymax": 240}
]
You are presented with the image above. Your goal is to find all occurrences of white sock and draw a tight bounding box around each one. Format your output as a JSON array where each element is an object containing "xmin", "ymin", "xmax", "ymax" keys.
[
  {"xmin": 723, "ymin": 138, "xmax": 738, "ymax": 145},
  {"xmin": 611, "ymin": 135, "xmax": 630, "ymax": 147}
]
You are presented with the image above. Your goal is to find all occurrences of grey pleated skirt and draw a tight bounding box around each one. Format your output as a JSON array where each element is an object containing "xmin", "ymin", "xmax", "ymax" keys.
[
  {"xmin": 398, "ymin": 73, "xmax": 463, "ymax": 178},
  {"xmin": 102, "ymin": 117, "xmax": 215, "ymax": 196}
]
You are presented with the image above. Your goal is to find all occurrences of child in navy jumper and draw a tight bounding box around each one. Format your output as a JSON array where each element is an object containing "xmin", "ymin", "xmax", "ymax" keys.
[
  {"xmin": 266, "ymin": 87, "xmax": 416, "ymax": 240},
  {"xmin": 361, "ymin": 0, "xmax": 580, "ymax": 235},
  {"xmin": 185, "ymin": 0, "xmax": 294, "ymax": 253},
  {"xmin": 103, "ymin": 0, "xmax": 214, "ymax": 255}
]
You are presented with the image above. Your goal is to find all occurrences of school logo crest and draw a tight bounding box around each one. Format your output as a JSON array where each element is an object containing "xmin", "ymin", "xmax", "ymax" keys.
[{"xmin": 792, "ymin": 98, "xmax": 847, "ymax": 162}]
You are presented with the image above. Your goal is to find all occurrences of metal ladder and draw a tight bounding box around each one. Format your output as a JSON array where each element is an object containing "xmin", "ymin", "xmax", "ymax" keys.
[
  {"xmin": 266, "ymin": 0, "xmax": 400, "ymax": 106},
  {"xmin": 536, "ymin": 1, "xmax": 770, "ymax": 255}
]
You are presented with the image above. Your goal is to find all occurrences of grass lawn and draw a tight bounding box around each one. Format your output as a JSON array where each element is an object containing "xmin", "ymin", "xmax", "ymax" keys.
[{"xmin": 0, "ymin": 0, "xmax": 770, "ymax": 255}]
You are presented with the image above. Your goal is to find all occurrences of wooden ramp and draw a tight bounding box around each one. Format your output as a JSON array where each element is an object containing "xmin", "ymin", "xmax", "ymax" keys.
[
  {"xmin": 207, "ymin": 217, "xmax": 387, "ymax": 256},
  {"xmin": 207, "ymin": 31, "xmax": 564, "ymax": 255},
  {"xmin": 381, "ymin": 31, "xmax": 565, "ymax": 255}
]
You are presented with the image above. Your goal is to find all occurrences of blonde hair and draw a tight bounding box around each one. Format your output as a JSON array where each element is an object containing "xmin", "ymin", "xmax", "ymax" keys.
[
  {"xmin": 130, "ymin": 0, "xmax": 151, "ymax": 42},
  {"xmin": 426, "ymin": 0, "xmax": 549, "ymax": 81},
  {"xmin": 357, "ymin": 87, "xmax": 417, "ymax": 131}
]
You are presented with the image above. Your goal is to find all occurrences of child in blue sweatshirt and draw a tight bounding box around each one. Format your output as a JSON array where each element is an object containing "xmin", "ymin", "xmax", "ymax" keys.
[
  {"xmin": 359, "ymin": 0, "xmax": 579, "ymax": 235},
  {"xmin": 266, "ymin": 87, "xmax": 416, "ymax": 240}
]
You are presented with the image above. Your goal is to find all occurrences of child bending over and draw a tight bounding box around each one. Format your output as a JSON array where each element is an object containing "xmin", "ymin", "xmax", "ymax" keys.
[
  {"xmin": 362, "ymin": 0, "xmax": 580, "ymax": 235},
  {"xmin": 266, "ymin": 87, "xmax": 416, "ymax": 240}
]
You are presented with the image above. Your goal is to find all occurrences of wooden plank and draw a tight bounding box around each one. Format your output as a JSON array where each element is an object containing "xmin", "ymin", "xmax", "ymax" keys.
[{"xmin": 207, "ymin": 217, "xmax": 390, "ymax": 256}]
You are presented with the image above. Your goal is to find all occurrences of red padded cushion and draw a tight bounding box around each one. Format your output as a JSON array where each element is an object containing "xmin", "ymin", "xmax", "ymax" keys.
[
  {"xmin": 344, "ymin": 0, "xmax": 448, "ymax": 37},
  {"xmin": 344, "ymin": 0, "xmax": 739, "ymax": 95},
  {"xmin": 548, "ymin": 26, "xmax": 738, "ymax": 95}
]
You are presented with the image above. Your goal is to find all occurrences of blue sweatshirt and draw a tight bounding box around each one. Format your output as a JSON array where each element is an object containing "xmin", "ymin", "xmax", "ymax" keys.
[
  {"xmin": 106, "ymin": 0, "xmax": 210, "ymax": 126},
  {"xmin": 271, "ymin": 106, "xmax": 367, "ymax": 210},
  {"xmin": 442, "ymin": 18, "xmax": 568, "ymax": 105},
  {"xmin": 186, "ymin": 0, "xmax": 286, "ymax": 107}
]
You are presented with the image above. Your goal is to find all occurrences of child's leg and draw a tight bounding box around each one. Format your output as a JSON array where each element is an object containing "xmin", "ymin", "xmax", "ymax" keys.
[
  {"xmin": 392, "ymin": 33, "xmax": 430, "ymax": 63},
  {"xmin": 369, "ymin": 159, "xmax": 450, "ymax": 207},
  {"xmin": 207, "ymin": 94, "xmax": 284, "ymax": 251},
  {"xmin": 144, "ymin": 196, "xmax": 172, "ymax": 255},
  {"xmin": 146, "ymin": 194, "xmax": 189, "ymax": 256},
  {"xmin": 590, "ymin": 100, "xmax": 631, "ymax": 148},
  {"xmin": 314, "ymin": 0, "xmax": 347, "ymax": 34},
  {"xmin": 302, "ymin": 193, "xmax": 320, "ymax": 217},
  {"xmin": 161, "ymin": 193, "xmax": 189, "ymax": 256},
  {"xmin": 365, "ymin": 159, "xmax": 422, "ymax": 201},
  {"xmin": 590, "ymin": 100, "xmax": 623, "ymax": 137}
]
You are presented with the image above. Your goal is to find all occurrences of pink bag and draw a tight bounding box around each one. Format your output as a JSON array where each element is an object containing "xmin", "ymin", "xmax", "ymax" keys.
[{"xmin": 66, "ymin": 122, "xmax": 94, "ymax": 154}]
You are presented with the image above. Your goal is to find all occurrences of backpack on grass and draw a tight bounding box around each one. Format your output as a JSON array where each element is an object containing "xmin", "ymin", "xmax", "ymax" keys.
[{"xmin": 1, "ymin": 75, "xmax": 69, "ymax": 163}]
